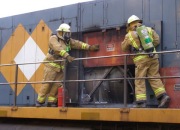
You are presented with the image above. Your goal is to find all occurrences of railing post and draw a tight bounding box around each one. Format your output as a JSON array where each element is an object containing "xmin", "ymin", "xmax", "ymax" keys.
[
  {"xmin": 62, "ymin": 60, "xmax": 67, "ymax": 108},
  {"xmin": 14, "ymin": 64, "xmax": 18, "ymax": 107},
  {"xmin": 123, "ymin": 55, "xmax": 127, "ymax": 107}
]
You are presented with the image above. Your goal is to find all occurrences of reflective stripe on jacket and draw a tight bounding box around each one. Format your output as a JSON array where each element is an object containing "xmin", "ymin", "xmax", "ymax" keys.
[{"xmin": 45, "ymin": 34, "xmax": 90, "ymax": 71}]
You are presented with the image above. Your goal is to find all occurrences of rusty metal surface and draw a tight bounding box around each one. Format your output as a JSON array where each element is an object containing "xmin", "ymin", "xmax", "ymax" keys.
[
  {"xmin": 83, "ymin": 29, "xmax": 133, "ymax": 67},
  {"xmin": 160, "ymin": 67, "xmax": 180, "ymax": 108}
]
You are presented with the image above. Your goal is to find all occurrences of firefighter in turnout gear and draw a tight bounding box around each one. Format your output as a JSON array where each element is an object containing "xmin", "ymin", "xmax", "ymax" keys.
[
  {"xmin": 36, "ymin": 23, "xmax": 99, "ymax": 107},
  {"xmin": 121, "ymin": 15, "xmax": 170, "ymax": 108}
]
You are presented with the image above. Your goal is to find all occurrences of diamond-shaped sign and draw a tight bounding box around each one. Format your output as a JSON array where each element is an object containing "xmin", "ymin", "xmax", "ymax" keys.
[{"xmin": 14, "ymin": 37, "xmax": 45, "ymax": 80}]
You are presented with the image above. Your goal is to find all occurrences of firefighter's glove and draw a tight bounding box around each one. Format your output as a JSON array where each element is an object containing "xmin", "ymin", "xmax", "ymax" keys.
[
  {"xmin": 89, "ymin": 44, "xmax": 100, "ymax": 51},
  {"xmin": 66, "ymin": 55, "xmax": 75, "ymax": 63}
]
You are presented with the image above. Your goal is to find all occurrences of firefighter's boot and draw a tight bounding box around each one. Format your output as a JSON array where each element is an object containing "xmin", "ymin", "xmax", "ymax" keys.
[
  {"xmin": 158, "ymin": 94, "xmax": 170, "ymax": 108},
  {"xmin": 36, "ymin": 101, "xmax": 45, "ymax": 107},
  {"xmin": 133, "ymin": 102, "xmax": 146, "ymax": 108},
  {"xmin": 47, "ymin": 102, "xmax": 57, "ymax": 107}
]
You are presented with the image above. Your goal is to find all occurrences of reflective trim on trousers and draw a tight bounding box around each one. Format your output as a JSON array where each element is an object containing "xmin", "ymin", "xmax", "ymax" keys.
[
  {"xmin": 37, "ymin": 95, "xmax": 46, "ymax": 103},
  {"xmin": 154, "ymin": 87, "xmax": 165, "ymax": 96},
  {"xmin": 48, "ymin": 96, "xmax": 57, "ymax": 103},
  {"xmin": 136, "ymin": 94, "xmax": 146, "ymax": 101}
]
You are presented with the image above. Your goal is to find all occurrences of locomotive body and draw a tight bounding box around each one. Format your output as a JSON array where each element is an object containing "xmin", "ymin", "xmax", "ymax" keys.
[{"xmin": 0, "ymin": 0, "xmax": 180, "ymax": 129}]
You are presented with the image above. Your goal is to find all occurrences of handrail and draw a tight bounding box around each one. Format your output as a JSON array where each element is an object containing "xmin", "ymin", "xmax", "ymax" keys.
[
  {"xmin": 0, "ymin": 49, "xmax": 180, "ymax": 107},
  {"xmin": 0, "ymin": 75, "xmax": 179, "ymax": 85},
  {"xmin": 1, "ymin": 49, "xmax": 180, "ymax": 67}
]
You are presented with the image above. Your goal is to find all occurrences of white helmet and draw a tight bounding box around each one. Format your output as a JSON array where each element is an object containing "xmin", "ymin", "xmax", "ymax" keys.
[
  {"xmin": 56, "ymin": 23, "xmax": 71, "ymax": 32},
  {"xmin": 127, "ymin": 15, "xmax": 142, "ymax": 25}
]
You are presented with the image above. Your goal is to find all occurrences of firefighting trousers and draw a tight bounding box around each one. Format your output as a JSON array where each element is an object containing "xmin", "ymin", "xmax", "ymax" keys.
[
  {"xmin": 37, "ymin": 66, "xmax": 64, "ymax": 103},
  {"xmin": 135, "ymin": 59, "xmax": 166, "ymax": 102}
]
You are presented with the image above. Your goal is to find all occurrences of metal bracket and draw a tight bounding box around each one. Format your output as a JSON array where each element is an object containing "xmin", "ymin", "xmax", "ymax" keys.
[
  {"xmin": 120, "ymin": 108, "xmax": 130, "ymax": 113},
  {"xmin": 11, "ymin": 106, "xmax": 18, "ymax": 111},
  {"xmin": 174, "ymin": 84, "xmax": 180, "ymax": 91},
  {"xmin": 59, "ymin": 107, "xmax": 68, "ymax": 112}
]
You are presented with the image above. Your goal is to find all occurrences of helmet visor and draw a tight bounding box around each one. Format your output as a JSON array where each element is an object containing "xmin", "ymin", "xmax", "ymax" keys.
[
  {"xmin": 63, "ymin": 32, "xmax": 71, "ymax": 43},
  {"xmin": 64, "ymin": 32, "xmax": 71, "ymax": 38}
]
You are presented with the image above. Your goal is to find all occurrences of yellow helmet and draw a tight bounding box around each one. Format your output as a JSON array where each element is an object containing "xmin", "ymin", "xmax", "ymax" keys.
[
  {"xmin": 56, "ymin": 23, "xmax": 71, "ymax": 32},
  {"xmin": 127, "ymin": 15, "xmax": 142, "ymax": 26}
]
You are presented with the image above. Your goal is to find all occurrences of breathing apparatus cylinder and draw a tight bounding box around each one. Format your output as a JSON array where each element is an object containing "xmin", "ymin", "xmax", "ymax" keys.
[{"xmin": 136, "ymin": 25, "xmax": 154, "ymax": 51}]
